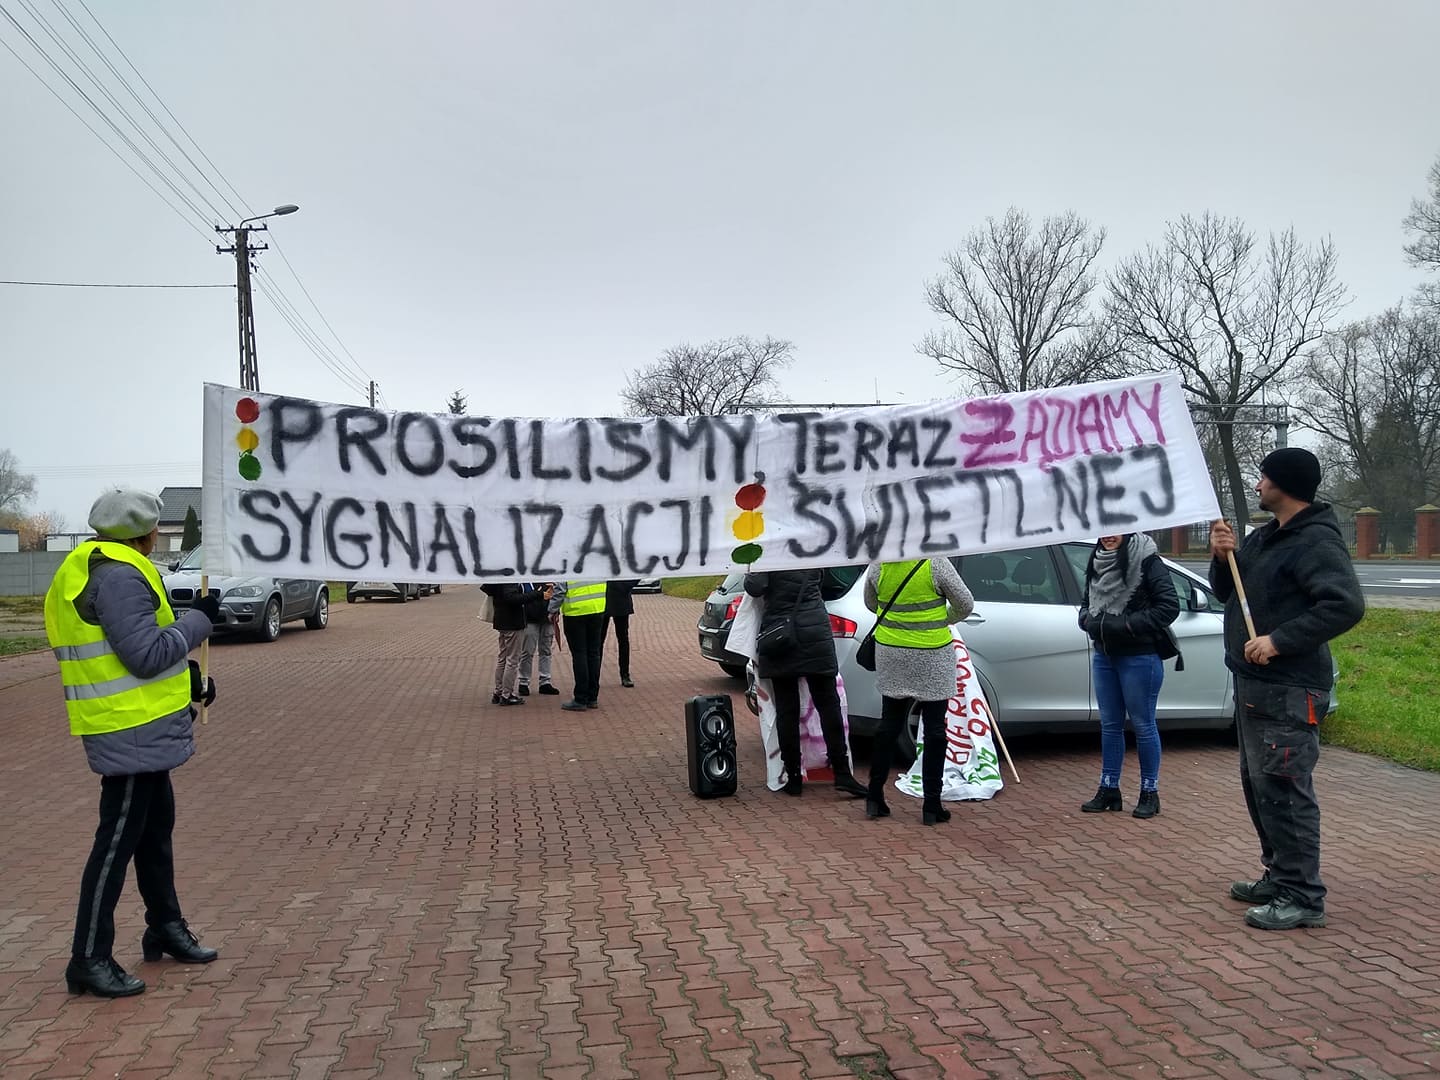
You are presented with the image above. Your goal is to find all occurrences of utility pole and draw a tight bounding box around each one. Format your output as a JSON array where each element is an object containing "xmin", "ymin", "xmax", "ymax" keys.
[
  {"xmin": 216, "ymin": 204, "xmax": 299, "ymax": 392},
  {"xmin": 368, "ymin": 381, "xmax": 377, "ymax": 408},
  {"xmin": 216, "ymin": 224, "xmax": 264, "ymax": 391}
]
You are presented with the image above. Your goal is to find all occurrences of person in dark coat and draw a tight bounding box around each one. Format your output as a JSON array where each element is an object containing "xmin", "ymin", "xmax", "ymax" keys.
[
  {"xmin": 1210, "ymin": 447, "xmax": 1364, "ymax": 931},
  {"xmin": 482, "ymin": 583, "xmax": 528, "ymax": 705},
  {"xmin": 743, "ymin": 569, "xmax": 866, "ymax": 798},
  {"xmin": 1076, "ymin": 532, "xmax": 1180, "ymax": 819},
  {"xmin": 604, "ymin": 579, "xmax": 639, "ymax": 688}
]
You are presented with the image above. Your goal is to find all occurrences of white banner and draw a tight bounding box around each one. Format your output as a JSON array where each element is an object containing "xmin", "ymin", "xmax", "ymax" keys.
[
  {"xmin": 896, "ymin": 632, "xmax": 1004, "ymax": 802},
  {"xmin": 202, "ymin": 373, "xmax": 1219, "ymax": 581}
]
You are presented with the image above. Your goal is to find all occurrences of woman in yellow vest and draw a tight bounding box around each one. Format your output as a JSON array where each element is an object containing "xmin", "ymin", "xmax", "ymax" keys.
[
  {"xmin": 863, "ymin": 557, "xmax": 974, "ymax": 824},
  {"xmin": 44, "ymin": 489, "xmax": 221, "ymax": 998}
]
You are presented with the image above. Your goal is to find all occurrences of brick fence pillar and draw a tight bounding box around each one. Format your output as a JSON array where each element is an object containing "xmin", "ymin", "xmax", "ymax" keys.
[
  {"xmin": 1416, "ymin": 504, "xmax": 1440, "ymax": 559},
  {"xmin": 1169, "ymin": 526, "xmax": 1189, "ymax": 557},
  {"xmin": 1354, "ymin": 507, "xmax": 1380, "ymax": 559}
]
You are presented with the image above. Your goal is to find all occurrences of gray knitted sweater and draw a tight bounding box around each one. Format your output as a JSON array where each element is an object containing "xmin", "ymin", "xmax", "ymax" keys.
[{"xmin": 863, "ymin": 558, "xmax": 974, "ymax": 701}]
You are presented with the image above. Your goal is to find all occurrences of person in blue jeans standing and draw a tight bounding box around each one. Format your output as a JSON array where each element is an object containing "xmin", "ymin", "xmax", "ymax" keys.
[{"xmin": 1077, "ymin": 532, "xmax": 1180, "ymax": 819}]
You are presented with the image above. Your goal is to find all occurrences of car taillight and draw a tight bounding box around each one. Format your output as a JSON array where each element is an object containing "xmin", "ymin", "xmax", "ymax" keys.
[
  {"xmin": 829, "ymin": 614, "xmax": 857, "ymax": 638},
  {"xmin": 725, "ymin": 595, "xmax": 742, "ymax": 621}
]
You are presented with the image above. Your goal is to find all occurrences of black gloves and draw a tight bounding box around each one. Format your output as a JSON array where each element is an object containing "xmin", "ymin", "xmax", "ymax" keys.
[
  {"xmin": 192, "ymin": 593, "xmax": 222, "ymax": 621},
  {"xmin": 187, "ymin": 660, "xmax": 218, "ymax": 706}
]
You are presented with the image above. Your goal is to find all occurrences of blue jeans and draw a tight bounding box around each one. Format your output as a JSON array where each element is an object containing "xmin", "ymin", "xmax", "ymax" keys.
[{"xmin": 1093, "ymin": 652, "xmax": 1163, "ymax": 791}]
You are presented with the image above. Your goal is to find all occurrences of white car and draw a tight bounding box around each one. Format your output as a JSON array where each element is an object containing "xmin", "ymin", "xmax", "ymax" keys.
[
  {"xmin": 703, "ymin": 542, "xmax": 1242, "ymax": 760},
  {"xmin": 164, "ymin": 549, "xmax": 329, "ymax": 642}
]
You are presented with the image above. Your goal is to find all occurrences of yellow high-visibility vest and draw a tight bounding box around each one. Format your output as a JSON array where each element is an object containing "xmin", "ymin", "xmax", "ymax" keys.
[
  {"xmin": 561, "ymin": 581, "xmax": 606, "ymax": 616},
  {"xmin": 874, "ymin": 560, "xmax": 952, "ymax": 648},
  {"xmin": 44, "ymin": 541, "xmax": 192, "ymax": 736}
]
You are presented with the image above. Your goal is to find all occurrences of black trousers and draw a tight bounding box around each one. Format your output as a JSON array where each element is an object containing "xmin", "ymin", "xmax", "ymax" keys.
[
  {"xmin": 1235, "ymin": 676, "xmax": 1328, "ymax": 909},
  {"xmin": 769, "ymin": 673, "xmax": 849, "ymax": 780},
  {"xmin": 870, "ymin": 696, "xmax": 949, "ymax": 804},
  {"xmin": 603, "ymin": 613, "xmax": 631, "ymax": 680},
  {"xmin": 563, "ymin": 614, "xmax": 606, "ymax": 705},
  {"xmin": 74, "ymin": 771, "xmax": 183, "ymax": 961}
]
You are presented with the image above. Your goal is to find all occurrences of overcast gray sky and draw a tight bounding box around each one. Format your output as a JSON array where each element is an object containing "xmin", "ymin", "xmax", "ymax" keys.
[{"xmin": 3, "ymin": 0, "xmax": 1438, "ymax": 530}]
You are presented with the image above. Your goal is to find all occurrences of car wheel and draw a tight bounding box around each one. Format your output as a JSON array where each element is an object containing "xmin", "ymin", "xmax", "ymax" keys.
[
  {"xmin": 719, "ymin": 662, "xmax": 747, "ymax": 680},
  {"xmin": 305, "ymin": 589, "xmax": 329, "ymax": 630},
  {"xmin": 346, "ymin": 590, "xmax": 356, "ymax": 604},
  {"xmin": 434, "ymin": 585, "xmax": 442, "ymax": 594},
  {"xmin": 258, "ymin": 597, "xmax": 282, "ymax": 642}
]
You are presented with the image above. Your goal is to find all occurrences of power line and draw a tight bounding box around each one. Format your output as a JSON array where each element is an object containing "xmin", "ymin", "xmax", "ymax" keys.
[
  {"xmin": 2, "ymin": 0, "xmax": 219, "ymax": 228},
  {"xmin": 63, "ymin": 0, "xmax": 247, "ymax": 223},
  {"xmin": 2, "ymin": 0, "xmax": 378, "ymax": 401},
  {"xmin": 0, "ymin": 24, "xmax": 214, "ymax": 244},
  {"xmin": 264, "ymin": 236, "xmax": 374, "ymax": 388},
  {"xmin": 1, "ymin": 279, "xmax": 228, "ymax": 288}
]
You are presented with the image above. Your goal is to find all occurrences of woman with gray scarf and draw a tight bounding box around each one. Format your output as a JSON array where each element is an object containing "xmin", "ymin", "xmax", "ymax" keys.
[{"xmin": 1077, "ymin": 533, "xmax": 1180, "ymax": 818}]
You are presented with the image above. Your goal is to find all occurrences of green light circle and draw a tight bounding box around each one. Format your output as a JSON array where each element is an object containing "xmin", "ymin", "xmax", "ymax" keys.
[
  {"xmin": 731, "ymin": 542, "xmax": 763, "ymax": 564},
  {"xmin": 237, "ymin": 451, "xmax": 262, "ymax": 481}
]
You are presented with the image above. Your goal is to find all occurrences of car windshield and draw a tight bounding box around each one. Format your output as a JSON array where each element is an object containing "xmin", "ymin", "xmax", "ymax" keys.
[{"xmin": 176, "ymin": 548, "xmax": 202, "ymax": 571}]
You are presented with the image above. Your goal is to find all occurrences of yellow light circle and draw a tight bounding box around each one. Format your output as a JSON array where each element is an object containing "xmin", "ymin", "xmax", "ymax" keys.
[
  {"xmin": 731, "ymin": 510, "xmax": 765, "ymax": 541},
  {"xmin": 236, "ymin": 427, "xmax": 259, "ymax": 452}
]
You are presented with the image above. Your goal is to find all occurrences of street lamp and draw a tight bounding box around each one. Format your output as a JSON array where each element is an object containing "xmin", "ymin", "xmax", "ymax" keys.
[{"xmin": 216, "ymin": 204, "xmax": 300, "ymax": 391}]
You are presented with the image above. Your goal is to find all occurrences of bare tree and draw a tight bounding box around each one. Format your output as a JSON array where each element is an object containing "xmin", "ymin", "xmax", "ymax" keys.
[
  {"xmin": 446, "ymin": 390, "xmax": 468, "ymax": 415},
  {"xmin": 919, "ymin": 208, "xmax": 1117, "ymax": 394},
  {"xmin": 621, "ymin": 336, "xmax": 793, "ymax": 416},
  {"xmin": 1293, "ymin": 308, "xmax": 1440, "ymax": 550},
  {"xmin": 1403, "ymin": 153, "xmax": 1440, "ymax": 307},
  {"xmin": 1107, "ymin": 213, "xmax": 1346, "ymax": 528},
  {"xmin": 0, "ymin": 449, "xmax": 36, "ymax": 515}
]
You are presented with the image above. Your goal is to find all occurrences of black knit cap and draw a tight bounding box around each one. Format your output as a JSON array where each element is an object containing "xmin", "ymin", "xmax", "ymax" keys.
[{"xmin": 1260, "ymin": 447, "xmax": 1321, "ymax": 503}]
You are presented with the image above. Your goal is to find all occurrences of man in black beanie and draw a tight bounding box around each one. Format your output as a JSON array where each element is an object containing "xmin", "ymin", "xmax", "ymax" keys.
[{"xmin": 1208, "ymin": 448, "xmax": 1364, "ymax": 930}]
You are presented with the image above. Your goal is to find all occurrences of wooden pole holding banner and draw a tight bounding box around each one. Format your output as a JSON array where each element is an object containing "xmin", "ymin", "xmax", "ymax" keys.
[
  {"xmin": 198, "ymin": 573, "xmax": 209, "ymax": 725},
  {"xmin": 992, "ymin": 719, "xmax": 1020, "ymax": 784},
  {"xmin": 1226, "ymin": 551, "xmax": 1258, "ymax": 640}
]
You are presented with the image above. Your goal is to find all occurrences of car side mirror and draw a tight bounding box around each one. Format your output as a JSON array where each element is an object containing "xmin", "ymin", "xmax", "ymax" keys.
[{"xmin": 168, "ymin": 562, "xmax": 179, "ymax": 572}]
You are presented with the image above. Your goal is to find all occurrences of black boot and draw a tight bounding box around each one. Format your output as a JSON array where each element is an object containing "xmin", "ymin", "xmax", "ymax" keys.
[
  {"xmin": 1132, "ymin": 790, "xmax": 1161, "ymax": 819},
  {"xmin": 832, "ymin": 769, "xmax": 867, "ymax": 798},
  {"xmin": 865, "ymin": 797, "xmax": 890, "ymax": 819},
  {"xmin": 66, "ymin": 956, "xmax": 145, "ymax": 997},
  {"xmin": 1080, "ymin": 786, "xmax": 1123, "ymax": 813},
  {"xmin": 142, "ymin": 920, "xmax": 218, "ymax": 964},
  {"xmin": 782, "ymin": 774, "xmax": 803, "ymax": 796},
  {"xmin": 922, "ymin": 800, "xmax": 951, "ymax": 826}
]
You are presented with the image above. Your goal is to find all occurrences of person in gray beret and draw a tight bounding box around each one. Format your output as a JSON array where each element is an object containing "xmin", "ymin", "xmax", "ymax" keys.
[{"xmin": 43, "ymin": 488, "xmax": 223, "ymax": 997}]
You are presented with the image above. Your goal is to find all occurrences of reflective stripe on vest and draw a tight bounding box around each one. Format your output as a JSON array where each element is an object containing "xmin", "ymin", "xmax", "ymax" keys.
[
  {"xmin": 43, "ymin": 540, "xmax": 193, "ymax": 737},
  {"xmin": 874, "ymin": 560, "xmax": 952, "ymax": 648},
  {"xmin": 562, "ymin": 581, "xmax": 606, "ymax": 616}
]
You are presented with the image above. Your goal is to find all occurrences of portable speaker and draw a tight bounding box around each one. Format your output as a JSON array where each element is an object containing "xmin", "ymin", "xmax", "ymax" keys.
[{"xmin": 685, "ymin": 694, "xmax": 737, "ymax": 798}]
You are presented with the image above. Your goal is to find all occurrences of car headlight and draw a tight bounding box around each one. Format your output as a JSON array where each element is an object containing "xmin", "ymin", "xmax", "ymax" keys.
[{"xmin": 225, "ymin": 585, "xmax": 264, "ymax": 599}]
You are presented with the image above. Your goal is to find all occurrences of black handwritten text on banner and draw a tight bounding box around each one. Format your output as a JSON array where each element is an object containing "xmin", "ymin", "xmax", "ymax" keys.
[{"xmin": 200, "ymin": 374, "xmax": 1220, "ymax": 582}]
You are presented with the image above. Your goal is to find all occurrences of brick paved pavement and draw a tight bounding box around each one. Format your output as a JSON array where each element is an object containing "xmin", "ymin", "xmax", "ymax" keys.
[{"xmin": 1, "ymin": 588, "xmax": 1438, "ymax": 1079}]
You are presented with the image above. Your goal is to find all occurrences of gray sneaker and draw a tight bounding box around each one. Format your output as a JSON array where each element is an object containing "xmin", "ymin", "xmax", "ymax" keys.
[
  {"xmin": 1245, "ymin": 896, "xmax": 1326, "ymax": 931},
  {"xmin": 1230, "ymin": 872, "xmax": 1278, "ymax": 904}
]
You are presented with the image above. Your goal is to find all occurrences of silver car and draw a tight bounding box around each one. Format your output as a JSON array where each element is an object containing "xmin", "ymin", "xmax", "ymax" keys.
[
  {"xmin": 699, "ymin": 544, "xmax": 1236, "ymax": 758},
  {"xmin": 164, "ymin": 548, "xmax": 330, "ymax": 642}
]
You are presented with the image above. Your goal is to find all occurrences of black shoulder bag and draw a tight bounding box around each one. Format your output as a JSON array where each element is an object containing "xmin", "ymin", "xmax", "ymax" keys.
[{"xmin": 855, "ymin": 560, "xmax": 927, "ymax": 671}]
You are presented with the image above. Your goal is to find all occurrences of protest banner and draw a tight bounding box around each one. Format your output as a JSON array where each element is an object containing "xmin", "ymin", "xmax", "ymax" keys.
[{"xmin": 202, "ymin": 372, "xmax": 1219, "ymax": 581}]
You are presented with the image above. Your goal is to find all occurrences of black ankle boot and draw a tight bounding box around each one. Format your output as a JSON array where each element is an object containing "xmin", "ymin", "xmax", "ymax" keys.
[
  {"xmin": 142, "ymin": 920, "xmax": 218, "ymax": 964},
  {"xmin": 865, "ymin": 797, "xmax": 890, "ymax": 819},
  {"xmin": 922, "ymin": 800, "xmax": 951, "ymax": 826},
  {"xmin": 1080, "ymin": 786, "xmax": 1123, "ymax": 813},
  {"xmin": 782, "ymin": 775, "xmax": 803, "ymax": 796},
  {"xmin": 832, "ymin": 770, "xmax": 867, "ymax": 798},
  {"xmin": 1132, "ymin": 790, "xmax": 1161, "ymax": 819},
  {"xmin": 66, "ymin": 956, "xmax": 145, "ymax": 997}
]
